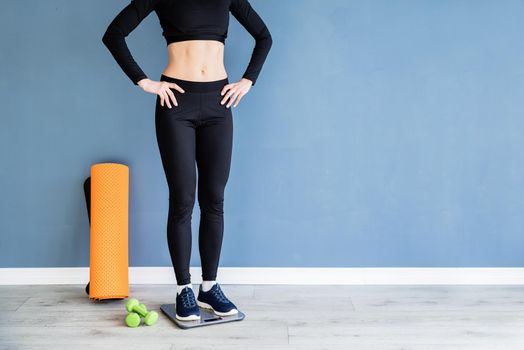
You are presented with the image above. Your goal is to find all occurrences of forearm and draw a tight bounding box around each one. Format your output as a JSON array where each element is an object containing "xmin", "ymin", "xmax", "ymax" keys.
[
  {"xmin": 242, "ymin": 29, "xmax": 272, "ymax": 85},
  {"xmin": 102, "ymin": 29, "xmax": 149, "ymax": 85}
]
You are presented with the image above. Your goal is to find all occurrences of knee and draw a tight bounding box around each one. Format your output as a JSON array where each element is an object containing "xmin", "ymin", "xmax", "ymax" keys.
[
  {"xmin": 168, "ymin": 190, "xmax": 195, "ymax": 219},
  {"xmin": 198, "ymin": 188, "xmax": 224, "ymax": 216}
]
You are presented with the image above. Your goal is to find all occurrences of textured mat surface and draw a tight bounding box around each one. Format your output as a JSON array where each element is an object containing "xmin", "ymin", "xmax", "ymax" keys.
[{"xmin": 89, "ymin": 163, "xmax": 129, "ymax": 300}]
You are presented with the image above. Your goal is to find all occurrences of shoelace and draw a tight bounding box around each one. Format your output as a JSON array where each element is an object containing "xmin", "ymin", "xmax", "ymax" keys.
[
  {"xmin": 180, "ymin": 288, "xmax": 196, "ymax": 308},
  {"xmin": 211, "ymin": 284, "xmax": 229, "ymax": 303}
]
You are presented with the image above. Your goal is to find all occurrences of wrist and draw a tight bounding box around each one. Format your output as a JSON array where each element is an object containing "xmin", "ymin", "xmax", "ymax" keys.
[
  {"xmin": 137, "ymin": 78, "xmax": 151, "ymax": 90},
  {"xmin": 242, "ymin": 77, "xmax": 253, "ymax": 86}
]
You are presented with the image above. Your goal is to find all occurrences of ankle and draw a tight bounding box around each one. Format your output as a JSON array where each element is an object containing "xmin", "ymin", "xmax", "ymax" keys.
[
  {"xmin": 176, "ymin": 283, "xmax": 193, "ymax": 295},
  {"xmin": 201, "ymin": 280, "xmax": 217, "ymax": 292}
]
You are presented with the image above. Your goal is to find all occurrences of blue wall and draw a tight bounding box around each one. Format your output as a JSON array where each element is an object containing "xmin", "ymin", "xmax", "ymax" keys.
[{"xmin": 1, "ymin": 0, "xmax": 523, "ymax": 268}]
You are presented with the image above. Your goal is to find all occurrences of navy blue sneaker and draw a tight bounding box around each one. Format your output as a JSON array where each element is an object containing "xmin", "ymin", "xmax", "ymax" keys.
[
  {"xmin": 175, "ymin": 286, "xmax": 201, "ymax": 321},
  {"xmin": 197, "ymin": 283, "xmax": 238, "ymax": 316}
]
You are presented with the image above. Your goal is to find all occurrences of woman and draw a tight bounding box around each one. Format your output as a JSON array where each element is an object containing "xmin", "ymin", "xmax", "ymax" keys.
[{"xmin": 102, "ymin": 0, "xmax": 272, "ymax": 321}]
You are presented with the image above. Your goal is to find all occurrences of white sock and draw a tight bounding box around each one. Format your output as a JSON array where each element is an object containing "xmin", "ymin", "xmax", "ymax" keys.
[
  {"xmin": 176, "ymin": 283, "xmax": 193, "ymax": 295},
  {"xmin": 201, "ymin": 280, "xmax": 217, "ymax": 292}
]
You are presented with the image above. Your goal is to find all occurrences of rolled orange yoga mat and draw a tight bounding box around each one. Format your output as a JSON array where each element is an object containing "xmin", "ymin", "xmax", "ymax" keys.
[{"xmin": 89, "ymin": 163, "xmax": 129, "ymax": 300}]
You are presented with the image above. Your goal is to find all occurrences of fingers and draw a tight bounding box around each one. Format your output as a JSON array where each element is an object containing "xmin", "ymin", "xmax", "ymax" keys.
[
  {"xmin": 225, "ymin": 89, "xmax": 242, "ymax": 108},
  {"xmin": 233, "ymin": 91, "xmax": 245, "ymax": 107},
  {"xmin": 220, "ymin": 82, "xmax": 250, "ymax": 108},
  {"xmin": 157, "ymin": 82, "xmax": 181, "ymax": 108},
  {"xmin": 225, "ymin": 92, "xmax": 235, "ymax": 108},
  {"xmin": 161, "ymin": 90, "xmax": 172, "ymax": 109},
  {"xmin": 169, "ymin": 83, "xmax": 185, "ymax": 93},
  {"xmin": 221, "ymin": 85, "xmax": 237, "ymax": 107},
  {"xmin": 166, "ymin": 88, "xmax": 178, "ymax": 107},
  {"xmin": 220, "ymin": 84, "xmax": 231, "ymax": 97}
]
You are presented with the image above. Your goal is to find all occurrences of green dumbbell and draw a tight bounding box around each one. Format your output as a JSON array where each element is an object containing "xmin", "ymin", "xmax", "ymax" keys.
[
  {"xmin": 125, "ymin": 298, "xmax": 159, "ymax": 327},
  {"xmin": 125, "ymin": 312, "xmax": 141, "ymax": 328},
  {"xmin": 124, "ymin": 303, "xmax": 150, "ymax": 327},
  {"xmin": 138, "ymin": 303, "xmax": 148, "ymax": 312}
]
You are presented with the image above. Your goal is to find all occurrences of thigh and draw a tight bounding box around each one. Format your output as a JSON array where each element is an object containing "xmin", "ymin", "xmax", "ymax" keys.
[
  {"xmin": 155, "ymin": 98, "xmax": 197, "ymax": 193},
  {"xmin": 195, "ymin": 112, "xmax": 233, "ymax": 191}
]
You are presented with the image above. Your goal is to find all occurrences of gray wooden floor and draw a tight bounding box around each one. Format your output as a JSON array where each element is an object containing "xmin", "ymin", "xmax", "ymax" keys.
[{"xmin": 1, "ymin": 284, "xmax": 523, "ymax": 349}]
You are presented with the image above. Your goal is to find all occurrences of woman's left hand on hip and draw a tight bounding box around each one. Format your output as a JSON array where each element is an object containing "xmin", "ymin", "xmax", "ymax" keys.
[{"xmin": 220, "ymin": 78, "xmax": 253, "ymax": 108}]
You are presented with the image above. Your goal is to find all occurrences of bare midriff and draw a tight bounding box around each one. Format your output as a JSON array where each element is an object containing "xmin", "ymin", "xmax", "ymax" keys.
[{"xmin": 162, "ymin": 40, "xmax": 228, "ymax": 82}]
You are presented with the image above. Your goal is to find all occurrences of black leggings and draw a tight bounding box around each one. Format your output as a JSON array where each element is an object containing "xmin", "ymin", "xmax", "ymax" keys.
[{"xmin": 155, "ymin": 74, "xmax": 233, "ymax": 286}]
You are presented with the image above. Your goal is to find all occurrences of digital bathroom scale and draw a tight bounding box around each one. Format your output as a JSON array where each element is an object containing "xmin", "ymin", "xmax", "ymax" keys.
[{"xmin": 160, "ymin": 304, "xmax": 245, "ymax": 329}]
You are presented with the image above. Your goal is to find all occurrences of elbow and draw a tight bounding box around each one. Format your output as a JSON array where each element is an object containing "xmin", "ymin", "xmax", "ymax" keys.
[
  {"xmin": 256, "ymin": 27, "xmax": 272, "ymax": 51},
  {"xmin": 263, "ymin": 30, "xmax": 272, "ymax": 47},
  {"xmin": 101, "ymin": 28, "xmax": 112, "ymax": 47},
  {"xmin": 101, "ymin": 34, "xmax": 108, "ymax": 47},
  {"xmin": 263, "ymin": 34, "xmax": 272, "ymax": 54},
  {"xmin": 101, "ymin": 25, "xmax": 122, "ymax": 48}
]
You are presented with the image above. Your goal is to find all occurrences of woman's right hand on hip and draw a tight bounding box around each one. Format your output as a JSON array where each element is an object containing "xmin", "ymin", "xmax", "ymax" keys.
[{"xmin": 137, "ymin": 78, "xmax": 185, "ymax": 108}]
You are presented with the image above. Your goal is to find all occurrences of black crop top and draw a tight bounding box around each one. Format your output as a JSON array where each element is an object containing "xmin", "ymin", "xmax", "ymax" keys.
[{"xmin": 102, "ymin": 0, "xmax": 272, "ymax": 86}]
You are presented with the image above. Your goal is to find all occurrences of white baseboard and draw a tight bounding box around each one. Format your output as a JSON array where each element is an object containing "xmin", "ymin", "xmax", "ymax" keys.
[{"xmin": 1, "ymin": 267, "xmax": 524, "ymax": 285}]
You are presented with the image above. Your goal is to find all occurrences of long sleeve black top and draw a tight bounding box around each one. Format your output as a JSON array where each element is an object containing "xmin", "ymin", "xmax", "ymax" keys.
[{"xmin": 102, "ymin": 0, "xmax": 272, "ymax": 86}]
